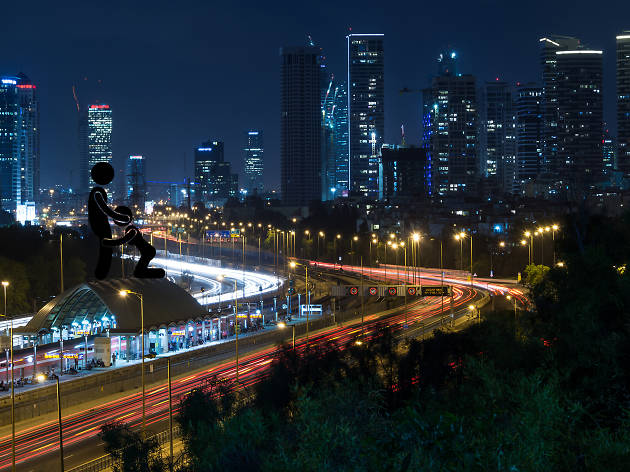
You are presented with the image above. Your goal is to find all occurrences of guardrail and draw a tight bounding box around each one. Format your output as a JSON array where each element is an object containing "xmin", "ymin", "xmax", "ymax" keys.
[{"xmin": 66, "ymin": 426, "xmax": 182, "ymax": 472}]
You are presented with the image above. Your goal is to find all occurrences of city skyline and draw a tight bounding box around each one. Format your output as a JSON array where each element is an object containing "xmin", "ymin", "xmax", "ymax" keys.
[{"xmin": 2, "ymin": 0, "xmax": 628, "ymax": 191}]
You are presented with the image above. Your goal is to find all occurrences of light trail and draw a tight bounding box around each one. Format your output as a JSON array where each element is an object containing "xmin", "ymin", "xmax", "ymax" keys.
[
  {"xmin": 0, "ymin": 261, "xmax": 519, "ymax": 470},
  {"xmin": 148, "ymin": 256, "xmax": 282, "ymax": 305}
]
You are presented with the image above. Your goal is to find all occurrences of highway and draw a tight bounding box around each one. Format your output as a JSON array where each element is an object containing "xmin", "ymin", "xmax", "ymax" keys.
[
  {"xmin": 0, "ymin": 262, "xmax": 522, "ymax": 471},
  {"xmin": 128, "ymin": 255, "xmax": 283, "ymax": 306}
]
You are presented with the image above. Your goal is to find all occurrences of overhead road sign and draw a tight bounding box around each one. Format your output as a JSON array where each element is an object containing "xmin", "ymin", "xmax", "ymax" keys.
[
  {"xmin": 331, "ymin": 285, "xmax": 451, "ymax": 297},
  {"xmin": 421, "ymin": 285, "xmax": 452, "ymax": 296}
]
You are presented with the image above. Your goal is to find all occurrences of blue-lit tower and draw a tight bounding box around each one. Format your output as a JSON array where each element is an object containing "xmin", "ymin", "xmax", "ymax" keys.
[
  {"xmin": 126, "ymin": 155, "xmax": 146, "ymax": 210},
  {"xmin": 0, "ymin": 74, "xmax": 39, "ymax": 218},
  {"xmin": 333, "ymin": 81, "xmax": 349, "ymax": 195}
]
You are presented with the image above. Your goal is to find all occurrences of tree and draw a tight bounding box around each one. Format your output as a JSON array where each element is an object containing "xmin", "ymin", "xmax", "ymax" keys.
[
  {"xmin": 0, "ymin": 257, "xmax": 31, "ymax": 314},
  {"xmin": 99, "ymin": 421, "xmax": 166, "ymax": 472},
  {"xmin": 524, "ymin": 263, "xmax": 550, "ymax": 288}
]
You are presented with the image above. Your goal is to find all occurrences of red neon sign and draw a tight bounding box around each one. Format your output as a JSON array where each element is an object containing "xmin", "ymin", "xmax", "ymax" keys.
[
  {"xmin": 17, "ymin": 84, "xmax": 36, "ymax": 89},
  {"xmin": 89, "ymin": 104, "xmax": 110, "ymax": 109}
]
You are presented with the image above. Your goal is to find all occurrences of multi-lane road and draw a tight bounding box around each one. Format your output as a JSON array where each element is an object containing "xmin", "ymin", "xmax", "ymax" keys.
[{"xmin": 0, "ymin": 261, "xmax": 524, "ymax": 471}]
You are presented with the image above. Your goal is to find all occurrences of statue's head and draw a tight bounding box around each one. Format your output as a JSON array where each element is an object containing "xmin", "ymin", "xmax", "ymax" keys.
[{"xmin": 91, "ymin": 162, "xmax": 114, "ymax": 186}]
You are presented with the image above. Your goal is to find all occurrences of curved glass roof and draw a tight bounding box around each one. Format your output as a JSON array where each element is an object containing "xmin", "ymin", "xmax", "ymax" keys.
[
  {"xmin": 43, "ymin": 288, "xmax": 112, "ymax": 331},
  {"xmin": 22, "ymin": 278, "xmax": 207, "ymax": 335}
]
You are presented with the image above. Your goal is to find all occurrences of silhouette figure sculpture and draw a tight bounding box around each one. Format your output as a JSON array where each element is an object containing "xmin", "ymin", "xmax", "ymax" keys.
[
  {"xmin": 88, "ymin": 162, "xmax": 164, "ymax": 279},
  {"xmin": 108, "ymin": 206, "xmax": 165, "ymax": 278}
]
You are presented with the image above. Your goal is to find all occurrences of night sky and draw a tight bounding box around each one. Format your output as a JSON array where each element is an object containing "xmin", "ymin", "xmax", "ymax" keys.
[{"xmin": 2, "ymin": 0, "xmax": 629, "ymax": 192}]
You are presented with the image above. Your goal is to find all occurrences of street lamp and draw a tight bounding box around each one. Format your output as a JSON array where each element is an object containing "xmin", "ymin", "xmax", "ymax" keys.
[
  {"xmin": 370, "ymin": 238, "xmax": 377, "ymax": 267},
  {"xmin": 524, "ymin": 231, "xmax": 533, "ymax": 265},
  {"xmin": 232, "ymin": 279, "xmax": 239, "ymax": 382},
  {"xmin": 38, "ymin": 373, "xmax": 64, "ymax": 470},
  {"xmin": 2, "ymin": 281, "xmax": 15, "ymax": 472},
  {"xmin": 521, "ymin": 239, "xmax": 530, "ymax": 268},
  {"xmin": 217, "ymin": 274, "xmax": 224, "ymax": 313},
  {"xmin": 411, "ymin": 233, "xmax": 420, "ymax": 284},
  {"xmin": 490, "ymin": 241, "xmax": 505, "ymax": 277},
  {"xmin": 277, "ymin": 321, "xmax": 295, "ymax": 349},
  {"xmin": 454, "ymin": 233, "xmax": 464, "ymax": 271},
  {"xmin": 535, "ymin": 229, "xmax": 544, "ymax": 265},
  {"xmin": 455, "ymin": 231, "xmax": 472, "ymax": 286},
  {"xmin": 119, "ymin": 289, "xmax": 146, "ymax": 433},
  {"xmin": 551, "ymin": 224, "xmax": 559, "ymax": 265},
  {"xmin": 317, "ymin": 231, "xmax": 325, "ymax": 260},
  {"xmin": 289, "ymin": 261, "xmax": 311, "ymax": 345}
]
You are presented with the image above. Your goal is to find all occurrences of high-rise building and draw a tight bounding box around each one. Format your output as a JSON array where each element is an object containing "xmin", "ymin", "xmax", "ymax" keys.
[
  {"xmin": 603, "ymin": 126, "xmax": 616, "ymax": 174},
  {"xmin": 243, "ymin": 130, "xmax": 264, "ymax": 194},
  {"xmin": 380, "ymin": 145, "xmax": 428, "ymax": 202},
  {"xmin": 422, "ymin": 51, "xmax": 478, "ymax": 196},
  {"xmin": 280, "ymin": 46, "xmax": 322, "ymax": 205},
  {"xmin": 555, "ymin": 48, "xmax": 604, "ymax": 190},
  {"xmin": 347, "ymin": 34, "xmax": 384, "ymax": 198},
  {"xmin": 168, "ymin": 183, "xmax": 187, "ymax": 208},
  {"xmin": 194, "ymin": 140, "xmax": 237, "ymax": 205},
  {"xmin": 321, "ymin": 73, "xmax": 336, "ymax": 200},
  {"xmin": 80, "ymin": 104, "xmax": 112, "ymax": 193},
  {"xmin": 0, "ymin": 78, "xmax": 18, "ymax": 212},
  {"xmin": 515, "ymin": 83, "xmax": 543, "ymax": 188},
  {"xmin": 481, "ymin": 80, "xmax": 517, "ymax": 194},
  {"xmin": 539, "ymin": 36, "xmax": 581, "ymax": 174},
  {"xmin": 333, "ymin": 81, "xmax": 349, "ymax": 195},
  {"xmin": 321, "ymin": 76, "xmax": 350, "ymax": 199},
  {"xmin": 0, "ymin": 74, "xmax": 39, "ymax": 215},
  {"xmin": 126, "ymin": 155, "xmax": 146, "ymax": 210},
  {"xmin": 617, "ymin": 31, "xmax": 630, "ymax": 174},
  {"xmin": 195, "ymin": 141, "xmax": 223, "ymax": 204}
]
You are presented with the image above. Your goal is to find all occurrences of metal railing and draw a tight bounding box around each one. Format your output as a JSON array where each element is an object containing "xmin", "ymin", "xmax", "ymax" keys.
[{"xmin": 67, "ymin": 426, "xmax": 182, "ymax": 472}]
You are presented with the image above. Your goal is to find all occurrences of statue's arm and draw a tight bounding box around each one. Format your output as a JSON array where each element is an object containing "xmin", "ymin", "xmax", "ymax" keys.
[
  {"xmin": 103, "ymin": 227, "xmax": 137, "ymax": 247},
  {"xmin": 94, "ymin": 192, "xmax": 131, "ymax": 224}
]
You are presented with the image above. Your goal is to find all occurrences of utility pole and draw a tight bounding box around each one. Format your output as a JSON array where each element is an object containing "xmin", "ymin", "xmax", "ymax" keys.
[{"xmin": 59, "ymin": 233, "xmax": 64, "ymax": 294}]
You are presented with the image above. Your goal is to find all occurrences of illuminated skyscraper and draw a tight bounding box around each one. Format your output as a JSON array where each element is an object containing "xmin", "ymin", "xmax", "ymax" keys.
[
  {"xmin": 617, "ymin": 31, "xmax": 630, "ymax": 174},
  {"xmin": 481, "ymin": 80, "xmax": 517, "ymax": 194},
  {"xmin": 321, "ymin": 76, "xmax": 349, "ymax": 199},
  {"xmin": 539, "ymin": 35, "xmax": 580, "ymax": 174},
  {"xmin": 321, "ymin": 73, "xmax": 335, "ymax": 200},
  {"xmin": 515, "ymin": 83, "xmax": 543, "ymax": 187},
  {"xmin": 333, "ymin": 81, "xmax": 349, "ymax": 195},
  {"xmin": 80, "ymin": 104, "xmax": 112, "ymax": 193},
  {"xmin": 243, "ymin": 130, "xmax": 264, "ymax": 194},
  {"xmin": 194, "ymin": 140, "xmax": 237, "ymax": 205},
  {"xmin": 422, "ymin": 51, "xmax": 478, "ymax": 196},
  {"xmin": 126, "ymin": 155, "xmax": 146, "ymax": 210},
  {"xmin": 0, "ymin": 74, "xmax": 39, "ymax": 216},
  {"xmin": 347, "ymin": 34, "xmax": 384, "ymax": 198},
  {"xmin": 555, "ymin": 48, "xmax": 604, "ymax": 190},
  {"xmin": 540, "ymin": 36, "xmax": 604, "ymax": 195},
  {"xmin": 280, "ymin": 45, "xmax": 322, "ymax": 205},
  {"xmin": 602, "ymin": 126, "xmax": 616, "ymax": 173}
]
